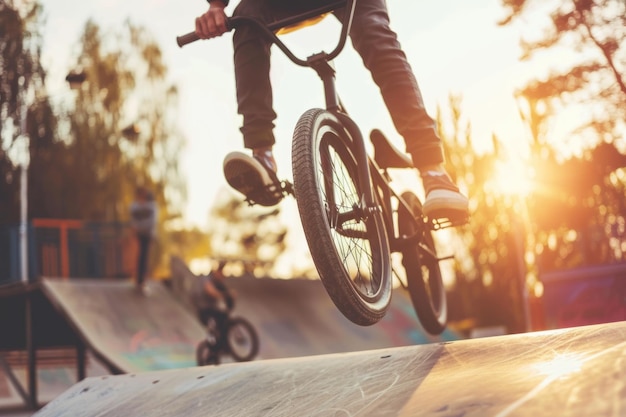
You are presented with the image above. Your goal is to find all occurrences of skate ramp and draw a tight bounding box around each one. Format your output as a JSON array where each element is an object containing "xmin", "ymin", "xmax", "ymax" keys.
[
  {"xmin": 167, "ymin": 256, "xmax": 459, "ymax": 360},
  {"xmin": 220, "ymin": 275, "xmax": 457, "ymax": 359},
  {"xmin": 41, "ymin": 278, "xmax": 205, "ymax": 374},
  {"xmin": 34, "ymin": 321, "xmax": 626, "ymax": 416},
  {"xmin": 41, "ymin": 275, "xmax": 456, "ymax": 375}
]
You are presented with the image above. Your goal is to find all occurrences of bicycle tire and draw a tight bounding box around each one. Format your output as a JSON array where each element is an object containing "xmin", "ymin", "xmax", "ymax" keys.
[
  {"xmin": 398, "ymin": 191, "xmax": 447, "ymax": 334},
  {"xmin": 226, "ymin": 317, "xmax": 259, "ymax": 362},
  {"xmin": 292, "ymin": 108, "xmax": 392, "ymax": 326},
  {"xmin": 196, "ymin": 340, "xmax": 219, "ymax": 366}
]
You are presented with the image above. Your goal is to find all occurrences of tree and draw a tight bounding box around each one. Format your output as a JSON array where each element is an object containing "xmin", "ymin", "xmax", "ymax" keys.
[
  {"xmin": 517, "ymin": 94, "xmax": 626, "ymax": 273},
  {"xmin": 2, "ymin": 6, "xmax": 186, "ymax": 227},
  {"xmin": 499, "ymin": 0, "xmax": 626, "ymax": 272},
  {"xmin": 436, "ymin": 94, "xmax": 529, "ymax": 333},
  {"xmin": 405, "ymin": 1, "xmax": 626, "ymax": 333},
  {"xmin": 2, "ymin": 3, "xmax": 189, "ymax": 279},
  {"xmin": 48, "ymin": 19, "xmax": 188, "ymax": 277},
  {"xmin": 499, "ymin": 0, "xmax": 625, "ymax": 150},
  {"xmin": 206, "ymin": 189, "xmax": 289, "ymax": 277},
  {"xmin": 0, "ymin": 0, "xmax": 45, "ymax": 224},
  {"xmin": 38, "ymin": 19, "xmax": 187, "ymax": 224}
]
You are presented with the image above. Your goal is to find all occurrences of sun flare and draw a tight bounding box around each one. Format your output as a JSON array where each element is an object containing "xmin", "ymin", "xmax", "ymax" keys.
[
  {"xmin": 492, "ymin": 159, "xmax": 534, "ymax": 197},
  {"xmin": 533, "ymin": 353, "xmax": 584, "ymax": 379}
]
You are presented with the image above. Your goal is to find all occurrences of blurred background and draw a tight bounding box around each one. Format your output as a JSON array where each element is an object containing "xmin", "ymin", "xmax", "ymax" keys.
[{"xmin": 1, "ymin": 0, "xmax": 625, "ymax": 411}]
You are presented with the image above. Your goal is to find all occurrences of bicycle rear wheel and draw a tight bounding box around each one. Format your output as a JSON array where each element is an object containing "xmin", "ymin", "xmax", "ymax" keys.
[
  {"xmin": 398, "ymin": 191, "xmax": 447, "ymax": 334},
  {"xmin": 226, "ymin": 317, "xmax": 259, "ymax": 362},
  {"xmin": 292, "ymin": 108, "xmax": 392, "ymax": 326}
]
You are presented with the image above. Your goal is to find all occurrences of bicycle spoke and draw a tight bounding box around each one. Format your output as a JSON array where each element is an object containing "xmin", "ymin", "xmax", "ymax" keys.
[
  {"xmin": 315, "ymin": 137, "xmax": 381, "ymax": 297},
  {"xmin": 293, "ymin": 109, "xmax": 391, "ymax": 325}
]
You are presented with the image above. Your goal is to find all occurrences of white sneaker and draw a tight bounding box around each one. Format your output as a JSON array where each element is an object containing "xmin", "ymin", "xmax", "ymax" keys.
[
  {"xmin": 223, "ymin": 152, "xmax": 283, "ymax": 206},
  {"xmin": 421, "ymin": 170, "xmax": 469, "ymax": 224}
]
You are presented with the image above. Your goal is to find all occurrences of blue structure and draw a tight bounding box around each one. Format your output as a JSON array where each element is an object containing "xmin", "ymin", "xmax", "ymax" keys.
[{"xmin": 0, "ymin": 221, "xmax": 131, "ymax": 284}]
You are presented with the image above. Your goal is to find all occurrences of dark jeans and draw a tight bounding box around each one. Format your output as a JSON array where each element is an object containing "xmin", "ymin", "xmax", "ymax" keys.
[
  {"xmin": 199, "ymin": 308, "xmax": 229, "ymax": 347},
  {"xmin": 232, "ymin": 0, "xmax": 444, "ymax": 169},
  {"xmin": 136, "ymin": 234, "xmax": 151, "ymax": 286}
]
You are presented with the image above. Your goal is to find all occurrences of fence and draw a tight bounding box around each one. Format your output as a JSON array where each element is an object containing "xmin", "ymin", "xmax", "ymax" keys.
[{"xmin": 0, "ymin": 219, "xmax": 137, "ymax": 285}]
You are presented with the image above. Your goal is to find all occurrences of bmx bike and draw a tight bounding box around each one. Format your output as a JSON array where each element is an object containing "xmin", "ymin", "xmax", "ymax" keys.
[
  {"xmin": 196, "ymin": 304, "xmax": 260, "ymax": 366},
  {"xmin": 178, "ymin": 0, "xmax": 467, "ymax": 335}
]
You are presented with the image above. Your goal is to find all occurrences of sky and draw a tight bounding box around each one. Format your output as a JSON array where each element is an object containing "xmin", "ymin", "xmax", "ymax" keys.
[{"xmin": 39, "ymin": 0, "xmax": 532, "ymax": 231}]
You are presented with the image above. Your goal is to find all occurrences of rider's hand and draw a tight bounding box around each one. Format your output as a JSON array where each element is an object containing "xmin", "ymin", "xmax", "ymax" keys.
[{"xmin": 196, "ymin": 1, "xmax": 228, "ymax": 39}]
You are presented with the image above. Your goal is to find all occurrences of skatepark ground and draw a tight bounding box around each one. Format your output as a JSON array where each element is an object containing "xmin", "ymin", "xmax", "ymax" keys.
[{"xmin": 34, "ymin": 321, "xmax": 626, "ymax": 416}]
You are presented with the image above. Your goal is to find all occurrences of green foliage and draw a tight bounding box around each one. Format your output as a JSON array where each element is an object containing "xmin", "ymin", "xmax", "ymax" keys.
[
  {"xmin": 0, "ymin": 0, "xmax": 42, "ymax": 144},
  {"xmin": 500, "ymin": 0, "xmax": 626, "ymax": 146},
  {"xmin": 442, "ymin": 94, "xmax": 626, "ymax": 332},
  {"xmin": 0, "ymin": 3, "xmax": 189, "ymax": 279},
  {"xmin": 57, "ymin": 19, "xmax": 187, "ymax": 277},
  {"xmin": 0, "ymin": 0, "xmax": 45, "ymax": 224},
  {"xmin": 438, "ymin": 95, "xmax": 529, "ymax": 333},
  {"xmin": 499, "ymin": 0, "xmax": 626, "ymax": 274},
  {"xmin": 442, "ymin": 0, "xmax": 626, "ymax": 331}
]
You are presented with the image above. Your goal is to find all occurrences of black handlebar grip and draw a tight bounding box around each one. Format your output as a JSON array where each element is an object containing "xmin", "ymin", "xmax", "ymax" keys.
[{"xmin": 177, "ymin": 32, "xmax": 200, "ymax": 48}]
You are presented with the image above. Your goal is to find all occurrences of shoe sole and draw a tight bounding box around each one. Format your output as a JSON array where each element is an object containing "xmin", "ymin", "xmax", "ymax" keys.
[
  {"xmin": 223, "ymin": 152, "xmax": 283, "ymax": 206},
  {"xmin": 423, "ymin": 190, "xmax": 469, "ymax": 223}
]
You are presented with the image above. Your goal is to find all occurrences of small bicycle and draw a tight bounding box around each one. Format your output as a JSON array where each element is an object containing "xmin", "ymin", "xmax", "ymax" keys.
[
  {"xmin": 179, "ymin": 0, "xmax": 466, "ymax": 335},
  {"xmin": 196, "ymin": 303, "xmax": 260, "ymax": 366}
]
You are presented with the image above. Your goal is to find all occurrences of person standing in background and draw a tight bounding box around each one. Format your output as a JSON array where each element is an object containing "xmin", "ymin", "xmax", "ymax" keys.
[{"xmin": 130, "ymin": 186, "xmax": 158, "ymax": 293}]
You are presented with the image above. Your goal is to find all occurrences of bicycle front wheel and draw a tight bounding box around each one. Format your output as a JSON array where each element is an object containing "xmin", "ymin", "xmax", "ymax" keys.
[
  {"xmin": 196, "ymin": 340, "xmax": 219, "ymax": 366},
  {"xmin": 292, "ymin": 109, "xmax": 392, "ymax": 326},
  {"xmin": 226, "ymin": 317, "xmax": 259, "ymax": 362},
  {"xmin": 398, "ymin": 191, "xmax": 447, "ymax": 335}
]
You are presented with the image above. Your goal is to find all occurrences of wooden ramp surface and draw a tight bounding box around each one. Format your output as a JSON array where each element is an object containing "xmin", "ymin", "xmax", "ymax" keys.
[
  {"xmin": 34, "ymin": 321, "xmax": 626, "ymax": 416},
  {"xmin": 41, "ymin": 276, "xmax": 456, "ymax": 374},
  {"xmin": 41, "ymin": 278, "xmax": 206, "ymax": 373}
]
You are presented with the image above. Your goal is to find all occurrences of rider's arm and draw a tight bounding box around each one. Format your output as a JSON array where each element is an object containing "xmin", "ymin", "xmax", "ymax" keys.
[
  {"xmin": 196, "ymin": 0, "xmax": 228, "ymax": 39},
  {"xmin": 203, "ymin": 279, "xmax": 224, "ymax": 301}
]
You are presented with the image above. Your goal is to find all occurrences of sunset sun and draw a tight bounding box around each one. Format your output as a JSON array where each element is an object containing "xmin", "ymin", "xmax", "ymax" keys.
[{"xmin": 492, "ymin": 158, "xmax": 534, "ymax": 197}]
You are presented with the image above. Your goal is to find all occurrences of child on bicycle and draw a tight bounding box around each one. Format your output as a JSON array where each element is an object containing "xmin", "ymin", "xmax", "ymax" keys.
[
  {"xmin": 192, "ymin": 261, "xmax": 234, "ymax": 340},
  {"xmin": 195, "ymin": 0, "xmax": 469, "ymax": 222}
]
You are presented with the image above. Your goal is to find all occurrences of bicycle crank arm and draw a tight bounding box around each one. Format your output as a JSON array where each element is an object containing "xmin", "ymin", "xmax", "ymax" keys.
[{"xmin": 417, "ymin": 242, "xmax": 454, "ymax": 263}]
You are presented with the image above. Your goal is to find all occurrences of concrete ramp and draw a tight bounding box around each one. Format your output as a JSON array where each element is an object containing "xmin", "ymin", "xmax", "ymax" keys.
[
  {"xmin": 34, "ymin": 321, "xmax": 626, "ymax": 416},
  {"xmin": 168, "ymin": 256, "xmax": 458, "ymax": 361},
  {"xmin": 41, "ymin": 278, "xmax": 205, "ymax": 374},
  {"xmin": 217, "ymin": 276, "xmax": 457, "ymax": 359},
  {"xmin": 40, "ymin": 275, "xmax": 456, "ymax": 375}
]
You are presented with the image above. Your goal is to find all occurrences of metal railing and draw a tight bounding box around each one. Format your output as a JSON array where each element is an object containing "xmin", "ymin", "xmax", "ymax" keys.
[{"xmin": 1, "ymin": 219, "xmax": 135, "ymax": 284}]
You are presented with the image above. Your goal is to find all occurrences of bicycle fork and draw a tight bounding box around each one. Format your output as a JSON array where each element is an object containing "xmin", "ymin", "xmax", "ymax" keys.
[{"xmin": 309, "ymin": 54, "xmax": 381, "ymax": 218}]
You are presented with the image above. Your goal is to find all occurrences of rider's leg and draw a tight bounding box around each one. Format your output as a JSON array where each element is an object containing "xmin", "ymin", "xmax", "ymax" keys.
[
  {"xmin": 223, "ymin": 0, "xmax": 296, "ymax": 205},
  {"xmin": 340, "ymin": 0, "xmax": 469, "ymax": 221},
  {"xmin": 224, "ymin": 1, "xmax": 280, "ymax": 203},
  {"xmin": 232, "ymin": 1, "xmax": 276, "ymax": 154},
  {"xmin": 230, "ymin": 0, "xmax": 334, "ymax": 167}
]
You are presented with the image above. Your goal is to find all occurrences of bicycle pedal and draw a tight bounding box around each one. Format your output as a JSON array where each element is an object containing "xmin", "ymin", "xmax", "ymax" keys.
[
  {"xmin": 245, "ymin": 180, "xmax": 294, "ymax": 206},
  {"xmin": 429, "ymin": 213, "xmax": 469, "ymax": 230}
]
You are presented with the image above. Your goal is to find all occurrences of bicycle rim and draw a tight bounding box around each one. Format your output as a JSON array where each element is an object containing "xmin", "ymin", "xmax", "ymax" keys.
[
  {"xmin": 226, "ymin": 317, "xmax": 259, "ymax": 362},
  {"xmin": 398, "ymin": 191, "xmax": 447, "ymax": 334},
  {"xmin": 292, "ymin": 109, "xmax": 391, "ymax": 326}
]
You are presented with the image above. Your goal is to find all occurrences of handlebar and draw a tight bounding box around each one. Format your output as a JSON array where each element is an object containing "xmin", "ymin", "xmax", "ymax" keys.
[{"xmin": 177, "ymin": 0, "xmax": 355, "ymax": 67}]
